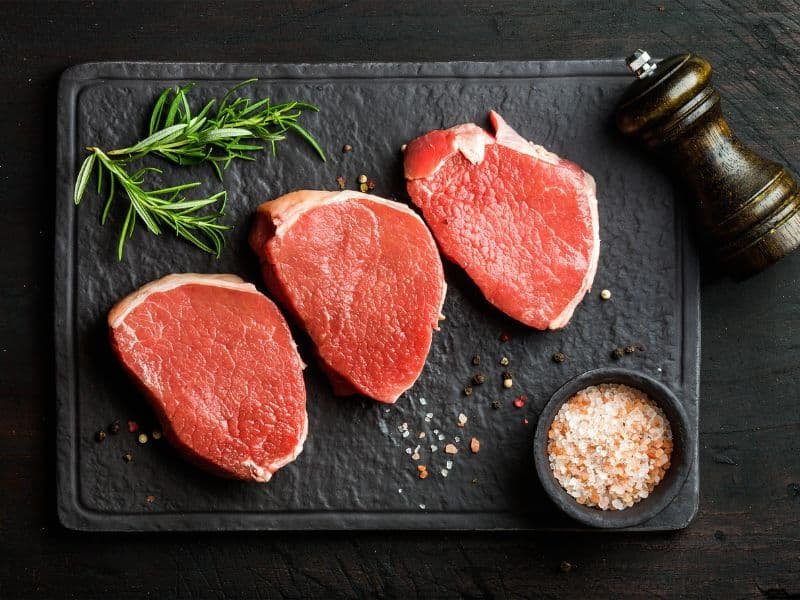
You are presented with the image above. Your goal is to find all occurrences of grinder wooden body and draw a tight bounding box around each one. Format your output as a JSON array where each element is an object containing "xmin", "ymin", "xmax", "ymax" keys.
[{"xmin": 616, "ymin": 52, "xmax": 800, "ymax": 278}]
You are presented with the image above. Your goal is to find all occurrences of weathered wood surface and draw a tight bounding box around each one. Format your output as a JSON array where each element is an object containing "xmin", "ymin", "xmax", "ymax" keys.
[{"xmin": 1, "ymin": 1, "xmax": 798, "ymax": 597}]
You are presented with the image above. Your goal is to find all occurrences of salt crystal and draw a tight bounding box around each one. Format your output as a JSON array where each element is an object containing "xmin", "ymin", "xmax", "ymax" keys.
[
  {"xmin": 546, "ymin": 383, "xmax": 673, "ymax": 511},
  {"xmin": 446, "ymin": 460, "xmax": 453, "ymax": 470},
  {"xmin": 441, "ymin": 469, "xmax": 449, "ymax": 477},
  {"xmin": 419, "ymin": 504, "xmax": 426, "ymax": 510},
  {"xmin": 402, "ymin": 431, "xmax": 410, "ymax": 438},
  {"xmin": 419, "ymin": 397, "xmax": 427, "ymax": 405},
  {"xmin": 438, "ymin": 434, "xmax": 445, "ymax": 441},
  {"xmin": 405, "ymin": 448, "xmax": 412, "ymax": 455},
  {"xmin": 430, "ymin": 445, "xmax": 438, "ymax": 452},
  {"xmin": 398, "ymin": 488, "xmax": 403, "ymax": 494},
  {"xmin": 454, "ymin": 436, "xmax": 460, "ymax": 443},
  {"xmin": 425, "ymin": 413, "xmax": 433, "ymax": 419}
]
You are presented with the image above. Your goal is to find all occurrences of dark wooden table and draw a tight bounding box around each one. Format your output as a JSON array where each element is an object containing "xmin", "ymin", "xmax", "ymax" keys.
[{"xmin": 3, "ymin": 1, "xmax": 799, "ymax": 597}]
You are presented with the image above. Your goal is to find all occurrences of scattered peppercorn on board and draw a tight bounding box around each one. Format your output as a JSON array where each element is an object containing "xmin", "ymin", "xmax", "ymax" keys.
[{"xmin": 55, "ymin": 61, "xmax": 699, "ymax": 531}]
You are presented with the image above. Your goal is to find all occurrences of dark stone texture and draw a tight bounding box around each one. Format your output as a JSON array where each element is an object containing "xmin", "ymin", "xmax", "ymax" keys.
[
  {"xmin": 3, "ymin": 1, "xmax": 800, "ymax": 597},
  {"xmin": 56, "ymin": 61, "xmax": 699, "ymax": 531}
]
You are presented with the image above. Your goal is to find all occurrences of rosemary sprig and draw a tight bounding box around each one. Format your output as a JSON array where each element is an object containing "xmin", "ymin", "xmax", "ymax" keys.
[
  {"xmin": 73, "ymin": 79, "xmax": 326, "ymax": 259},
  {"xmin": 109, "ymin": 79, "xmax": 326, "ymax": 179},
  {"xmin": 74, "ymin": 148, "xmax": 229, "ymax": 260}
]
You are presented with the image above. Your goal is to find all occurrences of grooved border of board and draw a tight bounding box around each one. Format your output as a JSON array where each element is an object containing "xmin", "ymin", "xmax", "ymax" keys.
[{"xmin": 55, "ymin": 61, "xmax": 700, "ymax": 532}]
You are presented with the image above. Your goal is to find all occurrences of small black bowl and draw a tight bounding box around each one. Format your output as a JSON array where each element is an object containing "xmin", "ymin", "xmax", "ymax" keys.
[{"xmin": 533, "ymin": 368, "xmax": 694, "ymax": 529}]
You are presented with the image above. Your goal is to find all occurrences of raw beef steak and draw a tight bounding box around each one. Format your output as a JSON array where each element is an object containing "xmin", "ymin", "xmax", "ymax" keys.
[
  {"xmin": 108, "ymin": 274, "xmax": 307, "ymax": 482},
  {"xmin": 405, "ymin": 111, "xmax": 599, "ymax": 329},
  {"xmin": 249, "ymin": 190, "xmax": 446, "ymax": 404}
]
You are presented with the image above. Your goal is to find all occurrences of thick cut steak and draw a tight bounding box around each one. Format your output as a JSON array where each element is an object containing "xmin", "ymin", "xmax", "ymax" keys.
[
  {"xmin": 108, "ymin": 274, "xmax": 307, "ymax": 482},
  {"xmin": 405, "ymin": 111, "xmax": 600, "ymax": 329},
  {"xmin": 249, "ymin": 190, "xmax": 446, "ymax": 404}
]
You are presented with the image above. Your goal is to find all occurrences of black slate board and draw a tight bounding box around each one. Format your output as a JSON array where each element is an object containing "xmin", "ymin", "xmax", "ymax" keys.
[{"xmin": 55, "ymin": 61, "xmax": 700, "ymax": 532}]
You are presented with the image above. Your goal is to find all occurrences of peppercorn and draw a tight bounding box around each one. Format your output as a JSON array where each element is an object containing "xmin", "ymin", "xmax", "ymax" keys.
[
  {"xmin": 400, "ymin": 144, "xmax": 408, "ymax": 152},
  {"xmin": 122, "ymin": 452, "xmax": 133, "ymax": 462},
  {"xmin": 559, "ymin": 561, "xmax": 573, "ymax": 573},
  {"xmin": 611, "ymin": 347, "xmax": 625, "ymax": 360},
  {"xmin": 463, "ymin": 386, "xmax": 473, "ymax": 396},
  {"xmin": 502, "ymin": 370, "xmax": 513, "ymax": 379},
  {"xmin": 499, "ymin": 356, "xmax": 509, "ymax": 366},
  {"xmin": 471, "ymin": 354, "xmax": 481, "ymax": 366},
  {"xmin": 638, "ymin": 344, "xmax": 646, "ymax": 352},
  {"xmin": 342, "ymin": 144, "xmax": 353, "ymax": 153},
  {"xmin": 137, "ymin": 433, "xmax": 148, "ymax": 445},
  {"xmin": 472, "ymin": 373, "xmax": 486, "ymax": 385},
  {"xmin": 367, "ymin": 179, "xmax": 377, "ymax": 191},
  {"xmin": 358, "ymin": 174, "xmax": 368, "ymax": 184},
  {"xmin": 95, "ymin": 429, "xmax": 107, "ymax": 443},
  {"xmin": 491, "ymin": 399, "xmax": 501, "ymax": 410},
  {"xmin": 553, "ymin": 351, "xmax": 566, "ymax": 363},
  {"xmin": 151, "ymin": 430, "xmax": 162, "ymax": 440},
  {"xmin": 336, "ymin": 175, "xmax": 346, "ymax": 190},
  {"xmin": 108, "ymin": 421, "xmax": 121, "ymax": 435},
  {"xmin": 625, "ymin": 345, "xmax": 636, "ymax": 354},
  {"xmin": 359, "ymin": 182, "xmax": 369, "ymax": 193},
  {"xmin": 499, "ymin": 332, "xmax": 510, "ymax": 342}
]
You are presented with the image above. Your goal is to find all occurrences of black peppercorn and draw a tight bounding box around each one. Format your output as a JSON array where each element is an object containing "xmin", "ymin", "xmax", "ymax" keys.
[
  {"xmin": 472, "ymin": 373, "xmax": 486, "ymax": 385},
  {"xmin": 502, "ymin": 370, "xmax": 513, "ymax": 379},
  {"xmin": 95, "ymin": 430, "xmax": 107, "ymax": 443},
  {"xmin": 553, "ymin": 351, "xmax": 566, "ymax": 363},
  {"xmin": 611, "ymin": 347, "xmax": 625, "ymax": 360},
  {"xmin": 491, "ymin": 399, "xmax": 501, "ymax": 410},
  {"xmin": 625, "ymin": 345, "xmax": 636, "ymax": 354},
  {"xmin": 122, "ymin": 452, "xmax": 133, "ymax": 462},
  {"xmin": 464, "ymin": 386, "xmax": 474, "ymax": 396},
  {"xmin": 108, "ymin": 421, "xmax": 121, "ymax": 435},
  {"xmin": 471, "ymin": 355, "xmax": 481, "ymax": 366}
]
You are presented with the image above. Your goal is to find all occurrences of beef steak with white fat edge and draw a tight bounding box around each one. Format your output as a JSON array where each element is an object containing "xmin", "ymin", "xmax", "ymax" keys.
[
  {"xmin": 249, "ymin": 190, "xmax": 446, "ymax": 404},
  {"xmin": 108, "ymin": 273, "xmax": 307, "ymax": 482},
  {"xmin": 405, "ymin": 111, "xmax": 599, "ymax": 329}
]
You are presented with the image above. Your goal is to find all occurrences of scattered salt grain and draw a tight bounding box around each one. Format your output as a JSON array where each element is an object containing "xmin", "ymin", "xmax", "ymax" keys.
[
  {"xmin": 454, "ymin": 436, "xmax": 460, "ymax": 443},
  {"xmin": 457, "ymin": 413, "xmax": 468, "ymax": 428},
  {"xmin": 419, "ymin": 503, "xmax": 426, "ymax": 509},
  {"xmin": 546, "ymin": 383, "xmax": 673, "ymax": 511},
  {"xmin": 402, "ymin": 430, "xmax": 410, "ymax": 438},
  {"xmin": 430, "ymin": 445, "xmax": 438, "ymax": 452},
  {"xmin": 405, "ymin": 448, "xmax": 413, "ymax": 455},
  {"xmin": 419, "ymin": 397, "xmax": 427, "ymax": 406},
  {"xmin": 441, "ymin": 469, "xmax": 449, "ymax": 477},
  {"xmin": 446, "ymin": 460, "xmax": 453, "ymax": 470},
  {"xmin": 438, "ymin": 434, "xmax": 445, "ymax": 441},
  {"xmin": 398, "ymin": 488, "xmax": 403, "ymax": 494}
]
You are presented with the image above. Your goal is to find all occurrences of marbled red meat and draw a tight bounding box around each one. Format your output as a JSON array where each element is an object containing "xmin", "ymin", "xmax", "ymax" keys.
[
  {"xmin": 108, "ymin": 274, "xmax": 307, "ymax": 482},
  {"xmin": 405, "ymin": 111, "xmax": 599, "ymax": 329},
  {"xmin": 249, "ymin": 190, "xmax": 446, "ymax": 404}
]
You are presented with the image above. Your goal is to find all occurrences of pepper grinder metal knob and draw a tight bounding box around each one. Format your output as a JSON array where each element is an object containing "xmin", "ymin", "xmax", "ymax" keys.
[{"xmin": 615, "ymin": 50, "xmax": 800, "ymax": 278}]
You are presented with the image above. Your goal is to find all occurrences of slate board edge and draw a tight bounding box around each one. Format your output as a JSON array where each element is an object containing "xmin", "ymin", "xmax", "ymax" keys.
[{"xmin": 55, "ymin": 60, "xmax": 700, "ymax": 532}]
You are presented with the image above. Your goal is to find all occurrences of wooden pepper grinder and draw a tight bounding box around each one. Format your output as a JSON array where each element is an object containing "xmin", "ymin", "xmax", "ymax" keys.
[{"xmin": 616, "ymin": 50, "xmax": 800, "ymax": 278}]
